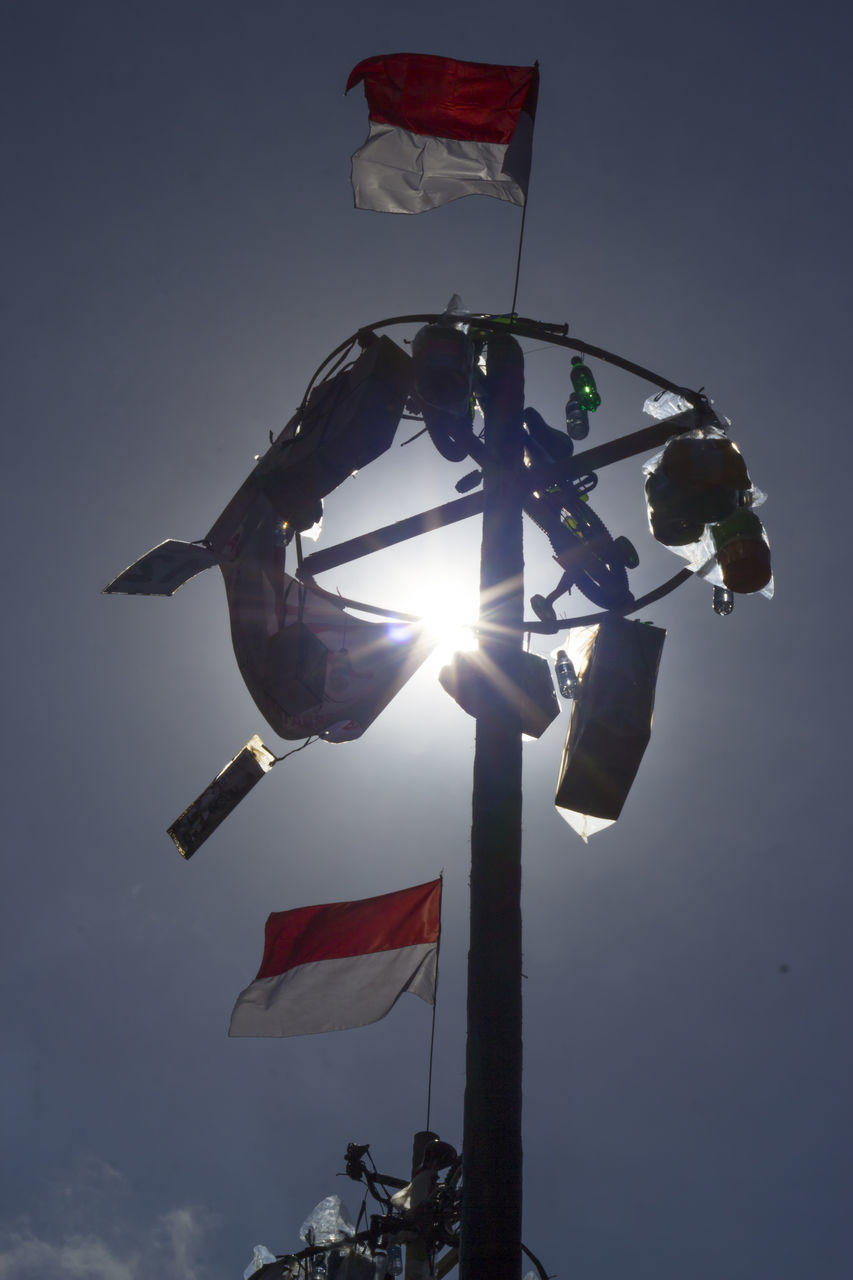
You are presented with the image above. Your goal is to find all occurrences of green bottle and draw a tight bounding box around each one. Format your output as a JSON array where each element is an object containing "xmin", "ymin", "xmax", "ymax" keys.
[{"xmin": 570, "ymin": 356, "xmax": 601, "ymax": 412}]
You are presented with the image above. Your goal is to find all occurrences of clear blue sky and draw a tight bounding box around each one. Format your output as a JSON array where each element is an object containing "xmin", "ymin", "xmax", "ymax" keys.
[{"xmin": 2, "ymin": 1, "xmax": 851, "ymax": 1277}]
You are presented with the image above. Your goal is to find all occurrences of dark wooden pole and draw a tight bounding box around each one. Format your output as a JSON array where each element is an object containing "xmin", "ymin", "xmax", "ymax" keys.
[{"xmin": 459, "ymin": 332, "xmax": 526, "ymax": 1280}]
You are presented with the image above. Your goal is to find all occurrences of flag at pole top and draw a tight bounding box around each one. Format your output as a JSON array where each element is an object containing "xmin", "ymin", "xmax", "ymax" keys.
[
  {"xmin": 346, "ymin": 53, "xmax": 539, "ymax": 214},
  {"xmin": 229, "ymin": 879, "xmax": 442, "ymax": 1037}
]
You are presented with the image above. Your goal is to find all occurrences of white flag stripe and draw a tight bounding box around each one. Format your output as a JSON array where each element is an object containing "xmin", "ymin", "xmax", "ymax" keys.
[
  {"xmin": 229, "ymin": 942, "xmax": 438, "ymax": 1037},
  {"xmin": 351, "ymin": 116, "xmax": 533, "ymax": 214}
]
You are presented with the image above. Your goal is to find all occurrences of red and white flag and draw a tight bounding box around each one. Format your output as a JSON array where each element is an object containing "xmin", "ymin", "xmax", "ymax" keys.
[
  {"xmin": 229, "ymin": 879, "xmax": 441, "ymax": 1037},
  {"xmin": 346, "ymin": 53, "xmax": 538, "ymax": 214}
]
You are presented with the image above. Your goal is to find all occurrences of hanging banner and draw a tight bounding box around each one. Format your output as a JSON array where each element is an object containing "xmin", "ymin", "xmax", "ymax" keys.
[
  {"xmin": 103, "ymin": 539, "xmax": 218, "ymax": 596},
  {"xmin": 218, "ymin": 497, "xmax": 434, "ymax": 741}
]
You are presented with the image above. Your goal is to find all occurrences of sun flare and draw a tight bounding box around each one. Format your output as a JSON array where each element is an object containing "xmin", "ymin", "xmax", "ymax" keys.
[{"xmin": 417, "ymin": 585, "xmax": 480, "ymax": 669}]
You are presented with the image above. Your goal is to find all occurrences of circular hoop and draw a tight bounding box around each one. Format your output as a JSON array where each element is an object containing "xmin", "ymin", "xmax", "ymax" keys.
[{"xmin": 298, "ymin": 313, "xmax": 700, "ymax": 631}]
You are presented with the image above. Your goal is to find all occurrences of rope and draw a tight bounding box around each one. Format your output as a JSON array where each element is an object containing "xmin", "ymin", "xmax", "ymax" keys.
[{"xmin": 270, "ymin": 736, "xmax": 319, "ymax": 765}]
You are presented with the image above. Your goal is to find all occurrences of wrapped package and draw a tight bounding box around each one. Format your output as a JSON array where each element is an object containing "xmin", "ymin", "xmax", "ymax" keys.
[
  {"xmin": 438, "ymin": 649, "xmax": 559, "ymax": 738},
  {"xmin": 168, "ymin": 735, "xmax": 276, "ymax": 860},
  {"xmin": 642, "ymin": 425, "xmax": 773, "ymax": 599},
  {"xmin": 299, "ymin": 1196, "xmax": 356, "ymax": 1246},
  {"xmin": 555, "ymin": 617, "xmax": 665, "ymax": 839}
]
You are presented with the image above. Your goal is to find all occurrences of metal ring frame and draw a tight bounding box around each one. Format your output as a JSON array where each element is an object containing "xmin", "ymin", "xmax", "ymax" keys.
[{"xmin": 297, "ymin": 313, "xmax": 701, "ymax": 634}]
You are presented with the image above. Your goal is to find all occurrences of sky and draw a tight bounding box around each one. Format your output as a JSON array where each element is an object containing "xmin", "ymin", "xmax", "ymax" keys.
[{"xmin": 2, "ymin": 1, "xmax": 852, "ymax": 1277}]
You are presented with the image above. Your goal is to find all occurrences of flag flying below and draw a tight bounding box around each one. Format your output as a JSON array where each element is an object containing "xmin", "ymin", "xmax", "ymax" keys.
[
  {"xmin": 346, "ymin": 53, "xmax": 538, "ymax": 214},
  {"xmin": 229, "ymin": 879, "xmax": 442, "ymax": 1037}
]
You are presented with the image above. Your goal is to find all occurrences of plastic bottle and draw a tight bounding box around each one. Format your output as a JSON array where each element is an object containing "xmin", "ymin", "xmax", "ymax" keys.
[
  {"xmin": 387, "ymin": 1244, "xmax": 403, "ymax": 1277},
  {"xmin": 313, "ymin": 1254, "xmax": 328, "ymax": 1280},
  {"xmin": 554, "ymin": 650, "xmax": 578, "ymax": 698},
  {"xmin": 712, "ymin": 585, "xmax": 734, "ymax": 616},
  {"xmin": 710, "ymin": 509, "xmax": 772, "ymax": 593},
  {"xmin": 565, "ymin": 393, "xmax": 590, "ymax": 439},
  {"xmin": 570, "ymin": 356, "xmax": 601, "ymax": 412}
]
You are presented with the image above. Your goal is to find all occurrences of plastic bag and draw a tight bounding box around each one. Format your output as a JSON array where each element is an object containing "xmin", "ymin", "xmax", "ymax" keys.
[
  {"xmin": 299, "ymin": 1196, "xmax": 356, "ymax": 1247},
  {"xmin": 642, "ymin": 427, "xmax": 773, "ymax": 598},
  {"xmin": 244, "ymin": 1245, "xmax": 277, "ymax": 1279},
  {"xmin": 554, "ymin": 618, "xmax": 666, "ymax": 840},
  {"xmin": 642, "ymin": 390, "xmax": 693, "ymax": 420}
]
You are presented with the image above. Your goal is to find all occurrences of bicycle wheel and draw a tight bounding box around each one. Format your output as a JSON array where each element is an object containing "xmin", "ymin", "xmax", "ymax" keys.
[
  {"xmin": 563, "ymin": 493, "xmax": 632, "ymax": 609},
  {"xmin": 528, "ymin": 485, "xmax": 632, "ymax": 610}
]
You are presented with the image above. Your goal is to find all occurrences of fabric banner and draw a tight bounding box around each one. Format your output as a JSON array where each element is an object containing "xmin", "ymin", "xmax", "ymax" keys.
[
  {"xmin": 229, "ymin": 879, "xmax": 441, "ymax": 1037},
  {"xmin": 220, "ymin": 511, "xmax": 434, "ymax": 740},
  {"xmin": 346, "ymin": 53, "xmax": 538, "ymax": 213}
]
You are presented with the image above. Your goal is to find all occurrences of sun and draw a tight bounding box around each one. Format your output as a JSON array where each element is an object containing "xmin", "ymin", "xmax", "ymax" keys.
[{"xmin": 417, "ymin": 583, "xmax": 480, "ymax": 669}]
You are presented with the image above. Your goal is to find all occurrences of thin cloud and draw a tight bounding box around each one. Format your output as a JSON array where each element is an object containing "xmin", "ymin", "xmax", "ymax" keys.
[{"xmin": 0, "ymin": 1168, "xmax": 214, "ymax": 1280}]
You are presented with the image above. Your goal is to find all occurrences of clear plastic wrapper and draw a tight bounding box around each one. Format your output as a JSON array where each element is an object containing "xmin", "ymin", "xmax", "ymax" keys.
[
  {"xmin": 443, "ymin": 293, "xmax": 467, "ymax": 316},
  {"xmin": 300, "ymin": 1196, "xmax": 356, "ymax": 1247},
  {"xmin": 244, "ymin": 1245, "xmax": 277, "ymax": 1279},
  {"xmin": 642, "ymin": 427, "xmax": 773, "ymax": 598},
  {"xmin": 642, "ymin": 390, "xmax": 693, "ymax": 420}
]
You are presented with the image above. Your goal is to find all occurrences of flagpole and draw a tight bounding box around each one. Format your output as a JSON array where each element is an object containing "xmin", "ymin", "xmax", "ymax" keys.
[
  {"xmin": 459, "ymin": 332, "xmax": 525, "ymax": 1280},
  {"xmin": 510, "ymin": 197, "xmax": 528, "ymax": 317},
  {"xmin": 511, "ymin": 59, "xmax": 537, "ymax": 315},
  {"xmin": 425, "ymin": 872, "xmax": 443, "ymax": 1133}
]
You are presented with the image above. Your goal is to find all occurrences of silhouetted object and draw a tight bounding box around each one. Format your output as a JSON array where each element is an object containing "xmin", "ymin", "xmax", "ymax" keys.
[
  {"xmin": 553, "ymin": 650, "xmax": 578, "ymax": 699},
  {"xmin": 565, "ymin": 392, "xmax": 589, "ymax": 440},
  {"xmin": 243, "ymin": 1131, "xmax": 549, "ymax": 1280},
  {"xmin": 569, "ymin": 356, "xmax": 601, "ymax": 412},
  {"xmin": 438, "ymin": 649, "xmax": 559, "ymax": 738},
  {"xmin": 413, "ymin": 324, "xmax": 474, "ymax": 415},
  {"xmin": 555, "ymin": 617, "xmax": 666, "ymax": 829},
  {"xmin": 105, "ymin": 334, "xmax": 412, "ymax": 598},
  {"xmin": 661, "ymin": 434, "xmax": 749, "ymax": 491},
  {"xmin": 101, "ymin": 539, "xmax": 217, "ymax": 596},
  {"xmin": 455, "ymin": 469, "xmax": 483, "ymax": 493},
  {"xmin": 645, "ymin": 470, "xmax": 737, "ymax": 545},
  {"xmin": 520, "ymin": 404, "xmax": 635, "ymax": 613},
  {"xmin": 265, "ymin": 621, "xmax": 329, "ymax": 714},
  {"xmin": 254, "ymin": 336, "xmax": 413, "ymax": 529},
  {"xmin": 644, "ymin": 428, "xmax": 754, "ymax": 547},
  {"xmin": 387, "ymin": 1245, "xmax": 403, "ymax": 1276},
  {"xmin": 530, "ymin": 594, "xmax": 557, "ymax": 624},
  {"xmin": 712, "ymin": 585, "xmax": 734, "ymax": 616},
  {"xmin": 523, "ymin": 406, "xmax": 574, "ymax": 461},
  {"xmin": 168, "ymin": 735, "xmax": 276, "ymax": 859},
  {"xmin": 527, "ymin": 480, "xmax": 635, "ymax": 614},
  {"xmin": 226, "ymin": 560, "xmax": 433, "ymax": 741},
  {"xmin": 711, "ymin": 509, "xmax": 772, "ymax": 593},
  {"xmin": 412, "ymin": 323, "xmax": 476, "ymax": 461}
]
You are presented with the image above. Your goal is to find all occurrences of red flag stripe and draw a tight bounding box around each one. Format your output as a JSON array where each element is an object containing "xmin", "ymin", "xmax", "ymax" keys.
[
  {"xmin": 346, "ymin": 54, "xmax": 538, "ymax": 144},
  {"xmin": 255, "ymin": 879, "xmax": 441, "ymax": 978}
]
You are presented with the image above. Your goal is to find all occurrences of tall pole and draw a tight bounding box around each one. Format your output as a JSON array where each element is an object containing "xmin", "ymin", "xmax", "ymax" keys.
[{"xmin": 460, "ymin": 332, "xmax": 526, "ymax": 1280}]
